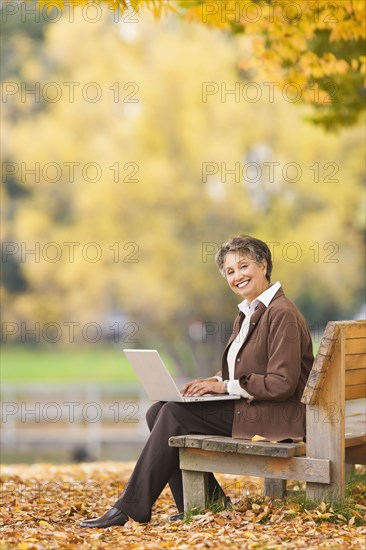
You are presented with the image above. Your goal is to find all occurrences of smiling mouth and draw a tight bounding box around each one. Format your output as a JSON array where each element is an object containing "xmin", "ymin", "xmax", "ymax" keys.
[{"xmin": 237, "ymin": 280, "xmax": 250, "ymax": 288}]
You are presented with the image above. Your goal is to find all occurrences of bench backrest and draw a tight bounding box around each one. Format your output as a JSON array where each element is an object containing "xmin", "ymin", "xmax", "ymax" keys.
[{"xmin": 302, "ymin": 320, "xmax": 366, "ymax": 406}]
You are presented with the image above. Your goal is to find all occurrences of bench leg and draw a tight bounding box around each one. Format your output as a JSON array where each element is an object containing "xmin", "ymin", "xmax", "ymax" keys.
[
  {"xmin": 305, "ymin": 332, "xmax": 346, "ymax": 503},
  {"xmin": 306, "ymin": 450, "xmax": 345, "ymax": 501},
  {"xmin": 263, "ymin": 478, "xmax": 286, "ymax": 498},
  {"xmin": 306, "ymin": 481, "xmax": 339, "ymax": 501},
  {"xmin": 182, "ymin": 469, "xmax": 209, "ymax": 512}
]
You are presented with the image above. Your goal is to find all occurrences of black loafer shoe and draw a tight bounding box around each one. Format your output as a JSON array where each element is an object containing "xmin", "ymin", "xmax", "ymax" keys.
[
  {"xmin": 80, "ymin": 507, "xmax": 128, "ymax": 528},
  {"xmin": 169, "ymin": 512, "xmax": 184, "ymax": 521}
]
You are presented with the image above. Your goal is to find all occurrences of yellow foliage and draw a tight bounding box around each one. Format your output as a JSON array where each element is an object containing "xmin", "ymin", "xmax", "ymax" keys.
[{"xmin": 1, "ymin": 1, "xmax": 364, "ymax": 369}]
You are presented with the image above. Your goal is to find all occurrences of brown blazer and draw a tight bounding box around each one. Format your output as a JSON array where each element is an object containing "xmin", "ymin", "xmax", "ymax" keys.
[{"xmin": 220, "ymin": 288, "xmax": 313, "ymax": 441}]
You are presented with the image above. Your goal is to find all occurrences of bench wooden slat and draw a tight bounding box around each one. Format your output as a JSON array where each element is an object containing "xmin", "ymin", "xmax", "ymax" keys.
[
  {"xmin": 169, "ymin": 435, "xmax": 214, "ymax": 449},
  {"xmin": 345, "ymin": 338, "xmax": 366, "ymax": 355},
  {"xmin": 346, "ymin": 369, "xmax": 366, "ymax": 386},
  {"xmin": 323, "ymin": 321, "xmax": 365, "ymax": 340},
  {"xmin": 346, "ymin": 354, "xmax": 366, "ymax": 370},
  {"xmin": 343, "ymin": 322, "xmax": 366, "ymax": 338},
  {"xmin": 345, "ymin": 368, "xmax": 366, "ymax": 386},
  {"xmin": 303, "ymin": 371, "xmax": 366, "ymax": 405},
  {"xmin": 171, "ymin": 432, "xmax": 366, "ymax": 451},
  {"xmin": 345, "ymin": 384, "xmax": 366, "ymax": 400},
  {"xmin": 345, "ymin": 435, "xmax": 366, "ymax": 447},
  {"xmin": 235, "ymin": 441, "xmax": 306, "ymax": 458},
  {"xmin": 303, "ymin": 321, "xmax": 366, "ymax": 406},
  {"xmin": 345, "ymin": 444, "xmax": 366, "ymax": 464},
  {"xmin": 201, "ymin": 437, "xmax": 238, "ymax": 454},
  {"xmin": 179, "ymin": 448, "xmax": 331, "ymax": 483},
  {"xmin": 169, "ymin": 435, "xmax": 306, "ymax": 457},
  {"xmin": 345, "ymin": 410, "xmax": 366, "ymax": 445}
]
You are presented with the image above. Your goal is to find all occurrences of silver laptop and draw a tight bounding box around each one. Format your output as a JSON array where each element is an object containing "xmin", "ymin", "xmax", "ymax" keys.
[{"xmin": 123, "ymin": 349, "xmax": 241, "ymax": 402}]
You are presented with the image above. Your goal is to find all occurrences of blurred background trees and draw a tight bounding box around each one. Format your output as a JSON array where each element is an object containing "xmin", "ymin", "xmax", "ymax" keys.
[
  {"xmin": 177, "ymin": 0, "xmax": 366, "ymax": 130},
  {"xmin": 1, "ymin": 1, "xmax": 365, "ymax": 377}
]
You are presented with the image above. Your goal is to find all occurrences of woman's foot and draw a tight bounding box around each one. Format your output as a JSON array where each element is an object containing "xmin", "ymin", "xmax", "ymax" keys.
[
  {"xmin": 80, "ymin": 507, "xmax": 128, "ymax": 528},
  {"xmin": 169, "ymin": 511, "xmax": 184, "ymax": 521}
]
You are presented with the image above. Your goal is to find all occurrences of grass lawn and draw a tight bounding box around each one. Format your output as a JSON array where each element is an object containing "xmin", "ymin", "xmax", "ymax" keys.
[
  {"xmin": 1, "ymin": 342, "xmax": 320, "ymax": 383},
  {"xmin": 0, "ymin": 346, "xmax": 175, "ymax": 383}
]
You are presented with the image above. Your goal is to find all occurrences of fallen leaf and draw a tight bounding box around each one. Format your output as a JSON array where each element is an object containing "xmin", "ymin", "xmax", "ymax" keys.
[
  {"xmin": 251, "ymin": 435, "xmax": 267, "ymax": 442},
  {"xmin": 0, "ymin": 462, "xmax": 364, "ymax": 550}
]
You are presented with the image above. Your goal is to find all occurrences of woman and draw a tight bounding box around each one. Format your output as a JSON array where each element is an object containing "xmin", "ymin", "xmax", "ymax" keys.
[{"xmin": 81, "ymin": 235, "xmax": 313, "ymax": 528}]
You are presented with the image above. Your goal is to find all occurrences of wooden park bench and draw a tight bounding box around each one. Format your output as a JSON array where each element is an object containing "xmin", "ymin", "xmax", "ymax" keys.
[{"xmin": 169, "ymin": 320, "xmax": 366, "ymax": 509}]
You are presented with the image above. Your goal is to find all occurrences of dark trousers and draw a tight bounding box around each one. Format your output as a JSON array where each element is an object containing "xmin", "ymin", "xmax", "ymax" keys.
[{"xmin": 114, "ymin": 400, "xmax": 234, "ymax": 522}]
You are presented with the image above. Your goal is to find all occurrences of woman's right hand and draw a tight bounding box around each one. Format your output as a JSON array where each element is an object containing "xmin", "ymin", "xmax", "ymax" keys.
[{"xmin": 180, "ymin": 377, "xmax": 225, "ymax": 396}]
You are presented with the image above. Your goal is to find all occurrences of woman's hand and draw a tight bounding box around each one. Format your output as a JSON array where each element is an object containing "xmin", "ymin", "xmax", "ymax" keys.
[{"xmin": 181, "ymin": 377, "xmax": 226, "ymax": 397}]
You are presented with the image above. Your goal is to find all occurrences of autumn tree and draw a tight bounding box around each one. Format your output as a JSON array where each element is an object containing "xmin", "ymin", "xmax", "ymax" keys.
[
  {"xmin": 1, "ymin": 2, "xmax": 365, "ymax": 375},
  {"xmin": 28, "ymin": 0, "xmax": 366, "ymax": 130},
  {"xmin": 176, "ymin": 0, "xmax": 366, "ymax": 130}
]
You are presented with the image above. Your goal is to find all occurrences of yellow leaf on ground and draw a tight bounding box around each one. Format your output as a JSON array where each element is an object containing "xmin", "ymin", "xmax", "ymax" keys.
[{"xmin": 39, "ymin": 520, "xmax": 54, "ymax": 529}]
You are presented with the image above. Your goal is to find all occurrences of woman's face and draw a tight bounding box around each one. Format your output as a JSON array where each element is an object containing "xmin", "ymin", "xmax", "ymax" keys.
[{"xmin": 223, "ymin": 252, "xmax": 269, "ymax": 303}]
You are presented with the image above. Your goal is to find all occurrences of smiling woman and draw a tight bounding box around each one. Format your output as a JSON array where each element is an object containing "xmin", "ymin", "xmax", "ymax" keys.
[
  {"xmin": 219, "ymin": 240, "xmax": 273, "ymax": 310},
  {"xmin": 80, "ymin": 234, "xmax": 314, "ymax": 529},
  {"xmin": 225, "ymin": 255, "xmax": 268, "ymax": 300}
]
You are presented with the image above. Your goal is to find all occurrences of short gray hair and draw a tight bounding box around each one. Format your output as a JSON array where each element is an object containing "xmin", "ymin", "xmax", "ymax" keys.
[{"xmin": 215, "ymin": 235, "xmax": 272, "ymax": 282}]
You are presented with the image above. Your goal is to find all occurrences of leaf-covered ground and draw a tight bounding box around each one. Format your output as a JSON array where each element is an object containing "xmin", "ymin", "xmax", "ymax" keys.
[{"xmin": 1, "ymin": 462, "xmax": 365, "ymax": 549}]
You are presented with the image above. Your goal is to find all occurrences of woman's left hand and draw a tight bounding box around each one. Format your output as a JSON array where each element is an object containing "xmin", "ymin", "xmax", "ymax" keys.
[{"xmin": 181, "ymin": 379, "xmax": 226, "ymax": 397}]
